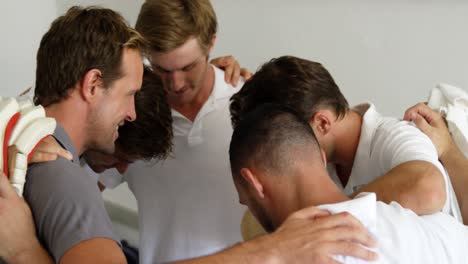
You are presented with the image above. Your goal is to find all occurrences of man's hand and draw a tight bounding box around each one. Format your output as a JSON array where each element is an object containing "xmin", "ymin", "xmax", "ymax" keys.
[
  {"xmin": 173, "ymin": 205, "xmax": 377, "ymax": 264},
  {"xmin": 0, "ymin": 172, "xmax": 52, "ymax": 263},
  {"xmin": 404, "ymin": 102, "xmax": 453, "ymax": 160},
  {"xmin": 210, "ymin": 56, "xmax": 252, "ymax": 87},
  {"xmin": 405, "ymin": 102, "xmax": 468, "ymax": 224},
  {"xmin": 264, "ymin": 206, "xmax": 378, "ymax": 264},
  {"xmin": 23, "ymin": 136, "xmax": 73, "ymax": 164}
]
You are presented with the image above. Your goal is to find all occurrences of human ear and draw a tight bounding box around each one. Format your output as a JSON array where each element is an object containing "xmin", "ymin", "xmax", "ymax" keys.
[
  {"xmin": 81, "ymin": 69, "xmax": 103, "ymax": 103},
  {"xmin": 310, "ymin": 111, "xmax": 332, "ymax": 136},
  {"xmin": 207, "ymin": 34, "xmax": 217, "ymax": 54},
  {"xmin": 240, "ymin": 168, "xmax": 265, "ymax": 199}
]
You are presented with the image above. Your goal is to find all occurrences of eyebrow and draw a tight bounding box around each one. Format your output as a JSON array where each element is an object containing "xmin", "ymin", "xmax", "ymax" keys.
[{"xmin": 153, "ymin": 56, "xmax": 200, "ymax": 72}]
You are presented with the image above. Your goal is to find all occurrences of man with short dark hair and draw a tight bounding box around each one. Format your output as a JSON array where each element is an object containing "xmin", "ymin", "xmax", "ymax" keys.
[
  {"xmin": 24, "ymin": 6, "xmax": 146, "ymax": 263},
  {"xmin": 231, "ymin": 56, "xmax": 461, "ymax": 224},
  {"xmin": 229, "ymin": 103, "xmax": 468, "ymax": 263}
]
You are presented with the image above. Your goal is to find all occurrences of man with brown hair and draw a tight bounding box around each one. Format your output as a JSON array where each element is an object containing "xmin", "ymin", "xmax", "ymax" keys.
[
  {"xmin": 23, "ymin": 6, "xmax": 146, "ymax": 263},
  {"xmin": 229, "ymin": 103, "xmax": 468, "ymax": 263},
  {"xmin": 96, "ymin": 0, "xmax": 247, "ymax": 261},
  {"xmin": 231, "ymin": 56, "xmax": 461, "ymax": 223}
]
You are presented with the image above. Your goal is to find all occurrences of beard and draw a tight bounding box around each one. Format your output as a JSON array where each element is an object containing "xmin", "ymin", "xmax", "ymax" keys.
[{"xmin": 86, "ymin": 109, "xmax": 117, "ymax": 155}]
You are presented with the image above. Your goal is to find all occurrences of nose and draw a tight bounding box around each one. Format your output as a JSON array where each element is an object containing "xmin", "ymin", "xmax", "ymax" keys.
[
  {"xmin": 126, "ymin": 96, "xmax": 137, "ymax": 122},
  {"xmin": 169, "ymin": 71, "xmax": 185, "ymax": 92}
]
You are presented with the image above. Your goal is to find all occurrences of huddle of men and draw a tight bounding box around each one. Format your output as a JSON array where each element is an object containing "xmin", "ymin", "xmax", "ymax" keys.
[
  {"xmin": 0, "ymin": 0, "xmax": 467, "ymax": 264},
  {"xmin": 228, "ymin": 59, "xmax": 468, "ymax": 263}
]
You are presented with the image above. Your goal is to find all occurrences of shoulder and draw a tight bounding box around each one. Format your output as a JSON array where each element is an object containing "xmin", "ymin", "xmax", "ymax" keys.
[
  {"xmin": 213, "ymin": 66, "xmax": 244, "ymax": 96},
  {"xmin": 24, "ymin": 158, "xmax": 117, "ymax": 262},
  {"xmin": 26, "ymin": 157, "xmax": 97, "ymax": 196}
]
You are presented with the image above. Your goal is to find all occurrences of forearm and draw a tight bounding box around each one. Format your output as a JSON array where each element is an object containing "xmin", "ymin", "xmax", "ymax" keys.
[
  {"xmin": 354, "ymin": 161, "xmax": 446, "ymax": 215},
  {"xmin": 173, "ymin": 236, "xmax": 275, "ymax": 264},
  {"xmin": 8, "ymin": 240, "xmax": 53, "ymax": 264},
  {"xmin": 440, "ymin": 142, "xmax": 468, "ymax": 223}
]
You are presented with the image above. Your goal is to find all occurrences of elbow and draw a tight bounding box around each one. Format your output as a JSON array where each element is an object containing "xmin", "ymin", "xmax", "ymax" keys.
[{"xmin": 414, "ymin": 171, "xmax": 446, "ymax": 215}]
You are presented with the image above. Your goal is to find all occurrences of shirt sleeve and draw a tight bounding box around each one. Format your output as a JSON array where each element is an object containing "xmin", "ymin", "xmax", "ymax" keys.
[
  {"xmin": 370, "ymin": 119, "xmax": 453, "ymax": 214},
  {"xmin": 24, "ymin": 158, "xmax": 120, "ymax": 262}
]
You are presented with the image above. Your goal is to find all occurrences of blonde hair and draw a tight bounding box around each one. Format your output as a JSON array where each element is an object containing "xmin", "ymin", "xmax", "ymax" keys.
[{"xmin": 135, "ymin": 0, "xmax": 217, "ymax": 53}]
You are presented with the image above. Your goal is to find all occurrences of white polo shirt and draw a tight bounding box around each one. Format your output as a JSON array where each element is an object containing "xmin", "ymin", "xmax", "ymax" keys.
[
  {"xmin": 328, "ymin": 103, "xmax": 462, "ymax": 222},
  {"xmin": 123, "ymin": 66, "xmax": 245, "ymax": 263},
  {"xmin": 319, "ymin": 193, "xmax": 468, "ymax": 264}
]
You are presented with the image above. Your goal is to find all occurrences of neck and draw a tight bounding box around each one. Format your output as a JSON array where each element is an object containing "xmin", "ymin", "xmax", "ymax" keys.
[
  {"xmin": 328, "ymin": 110, "xmax": 362, "ymax": 185},
  {"xmin": 45, "ymin": 97, "xmax": 88, "ymax": 155},
  {"xmin": 296, "ymin": 168, "xmax": 349, "ymax": 208},
  {"xmin": 171, "ymin": 65, "xmax": 215, "ymax": 121}
]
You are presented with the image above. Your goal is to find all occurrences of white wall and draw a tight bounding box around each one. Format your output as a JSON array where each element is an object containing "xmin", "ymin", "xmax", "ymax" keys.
[
  {"xmin": 212, "ymin": 0, "xmax": 468, "ymax": 116},
  {"xmin": 5, "ymin": 0, "xmax": 467, "ymax": 114},
  {"xmin": 0, "ymin": 1, "xmax": 58, "ymax": 97},
  {"xmin": 58, "ymin": 0, "xmax": 144, "ymax": 26}
]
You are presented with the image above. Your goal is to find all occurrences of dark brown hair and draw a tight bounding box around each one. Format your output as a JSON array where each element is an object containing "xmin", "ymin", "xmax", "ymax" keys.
[
  {"xmin": 116, "ymin": 68, "xmax": 173, "ymax": 160},
  {"xmin": 229, "ymin": 104, "xmax": 322, "ymax": 185},
  {"xmin": 135, "ymin": 0, "xmax": 217, "ymax": 53},
  {"xmin": 34, "ymin": 6, "xmax": 148, "ymax": 106},
  {"xmin": 230, "ymin": 56, "xmax": 349, "ymax": 128}
]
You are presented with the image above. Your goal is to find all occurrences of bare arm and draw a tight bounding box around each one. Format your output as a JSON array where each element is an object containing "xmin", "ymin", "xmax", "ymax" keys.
[
  {"xmin": 60, "ymin": 238, "xmax": 126, "ymax": 264},
  {"xmin": 354, "ymin": 160, "xmax": 446, "ymax": 215},
  {"xmin": 174, "ymin": 207, "xmax": 378, "ymax": 264},
  {"xmin": 404, "ymin": 102, "xmax": 468, "ymax": 222}
]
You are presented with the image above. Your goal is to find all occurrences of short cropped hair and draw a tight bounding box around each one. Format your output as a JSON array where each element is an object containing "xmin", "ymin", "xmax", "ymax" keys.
[
  {"xmin": 115, "ymin": 68, "xmax": 173, "ymax": 160},
  {"xmin": 229, "ymin": 104, "xmax": 322, "ymax": 184},
  {"xmin": 135, "ymin": 0, "xmax": 217, "ymax": 53},
  {"xmin": 230, "ymin": 56, "xmax": 349, "ymax": 128},
  {"xmin": 34, "ymin": 6, "xmax": 148, "ymax": 106}
]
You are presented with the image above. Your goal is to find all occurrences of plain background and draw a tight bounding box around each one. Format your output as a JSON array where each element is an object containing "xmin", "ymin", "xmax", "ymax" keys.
[{"xmin": 2, "ymin": 0, "xmax": 468, "ymax": 245}]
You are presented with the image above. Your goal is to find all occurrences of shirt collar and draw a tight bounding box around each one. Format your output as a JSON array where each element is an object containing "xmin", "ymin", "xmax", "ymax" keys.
[
  {"xmin": 52, "ymin": 123, "xmax": 79, "ymax": 163},
  {"xmin": 171, "ymin": 65, "xmax": 240, "ymax": 119},
  {"xmin": 345, "ymin": 103, "xmax": 382, "ymax": 190}
]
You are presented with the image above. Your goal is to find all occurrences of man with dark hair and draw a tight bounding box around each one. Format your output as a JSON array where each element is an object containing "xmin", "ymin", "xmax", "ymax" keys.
[
  {"xmin": 23, "ymin": 6, "xmax": 147, "ymax": 263},
  {"xmin": 230, "ymin": 104, "xmax": 468, "ymax": 263},
  {"xmin": 231, "ymin": 56, "xmax": 461, "ymax": 224},
  {"xmin": 82, "ymin": 67, "xmax": 174, "ymax": 178}
]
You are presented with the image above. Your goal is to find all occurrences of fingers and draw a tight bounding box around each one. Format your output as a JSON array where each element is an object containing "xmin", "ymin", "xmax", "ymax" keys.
[
  {"xmin": 32, "ymin": 136, "xmax": 72, "ymax": 162},
  {"xmin": 240, "ymin": 68, "xmax": 253, "ymax": 81},
  {"xmin": 210, "ymin": 55, "xmax": 244, "ymax": 87},
  {"xmin": 410, "ymin": 113, "xmax": 432, "ymax": 135},
  {"xmin": 403, "ymin": 102, "xmax": 428, "ymax": 121},
  {"xmin": 230, "ymin": 61, "xmax": 241, "ymax": 87},
  {"xmin": 289, "ymin": 205, "xmax": 331, "ymax": 219},
  {"xmin": 28, "ymin": 153, "xmax": 59, "ymax": 164},
  {"xmin": 325, "ymin": 240, "xmax": 378, "ymax": 261},
  {"xmin": 0, "ymin": 171, "xmax": 17, "ymax": 199},
  {"xmin": 222, "ymin": 58, "xmax": 236, "ymax": 86},
  {"xmin": 317, "ymin": 223, "xmax": 377, "ymax": 248}
]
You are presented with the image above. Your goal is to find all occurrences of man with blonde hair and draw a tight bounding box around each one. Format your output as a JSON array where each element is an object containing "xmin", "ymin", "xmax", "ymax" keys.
[{"xmin": 96, "ymin": 0, "xmax": 248, "ymax": 261}]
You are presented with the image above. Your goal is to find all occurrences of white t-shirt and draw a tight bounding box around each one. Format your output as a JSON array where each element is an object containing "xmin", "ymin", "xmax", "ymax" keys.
[
  {"xmin": 328, "ymin": 103, "xmax": 462, "ymax": 222},
  {"xmin": 319, "ymin": 193, "xmax": 468, "ymax": 264},
  {"xmin": 119, "ymin": 66, "xmax": 244, "ymax": 263}
]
